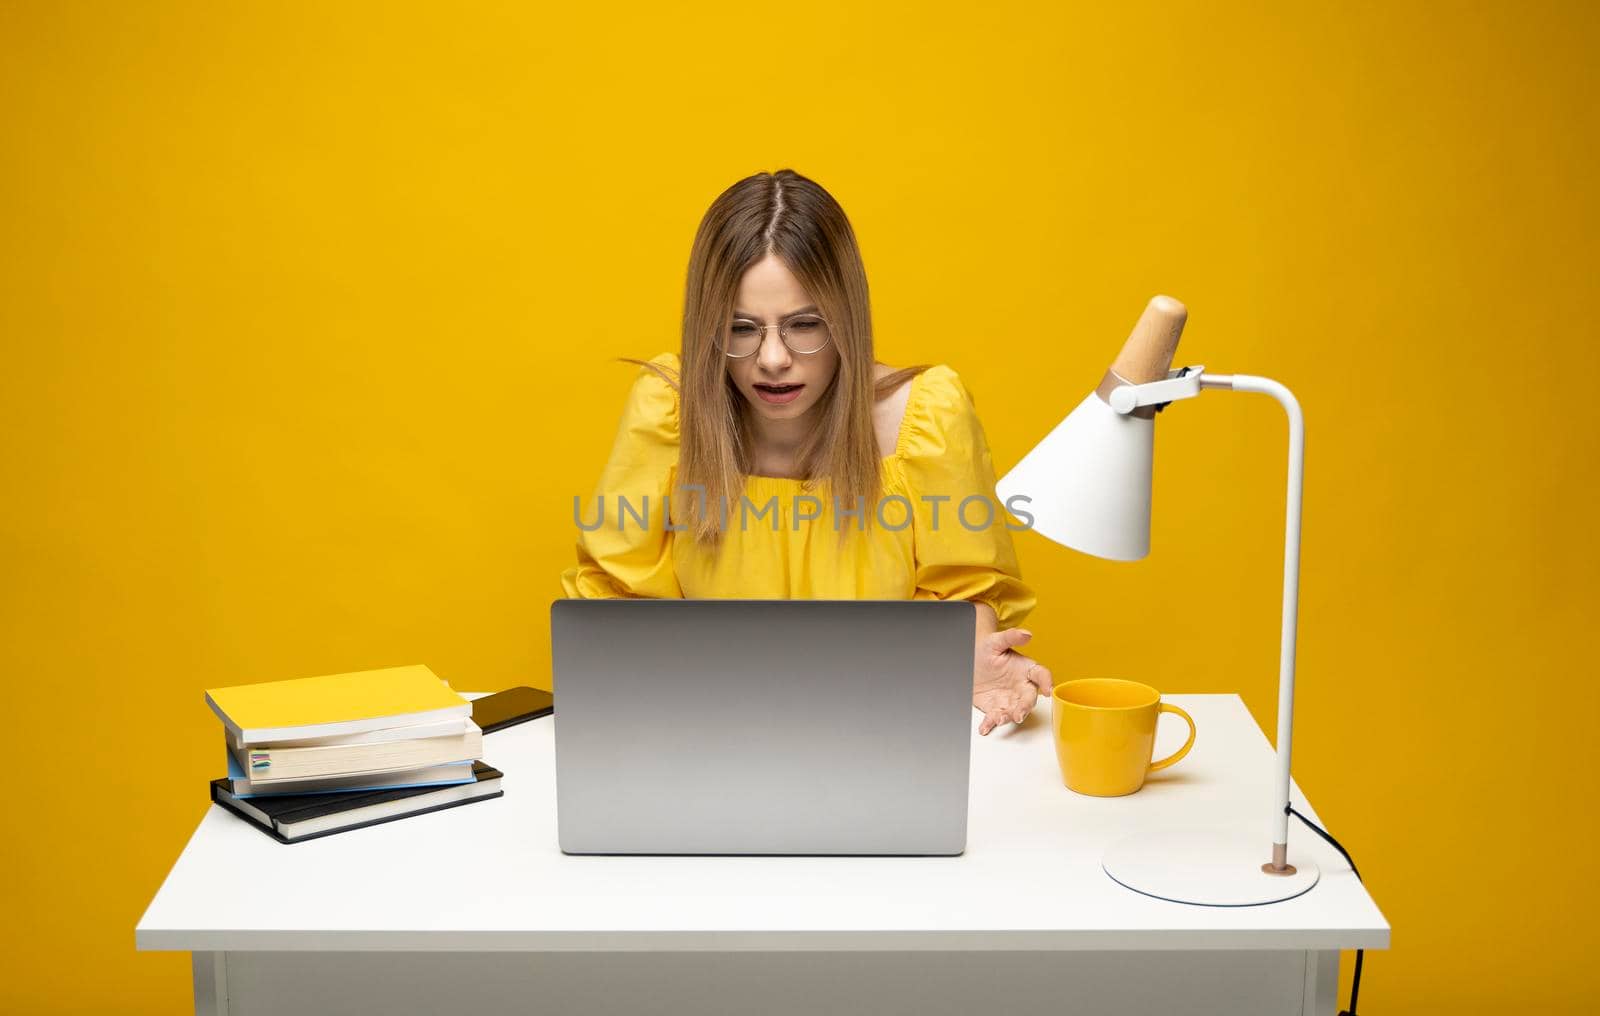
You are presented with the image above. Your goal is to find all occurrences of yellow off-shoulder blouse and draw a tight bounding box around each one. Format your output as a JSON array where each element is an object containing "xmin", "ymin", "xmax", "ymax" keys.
[{"xmin": 560, "ymin": 352, "xmax": 1036, "ymax": 629}]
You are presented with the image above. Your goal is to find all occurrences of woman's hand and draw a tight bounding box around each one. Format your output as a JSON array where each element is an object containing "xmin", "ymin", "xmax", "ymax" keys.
[{"xmin": 973, "ymin": 625, "xmax": 1054, "ymax": 736}]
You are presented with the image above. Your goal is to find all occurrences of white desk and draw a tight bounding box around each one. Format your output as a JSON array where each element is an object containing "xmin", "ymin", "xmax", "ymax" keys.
[{"xmin": 137, "ymin": 694, "xmax": 1389, "ymax": 1015}]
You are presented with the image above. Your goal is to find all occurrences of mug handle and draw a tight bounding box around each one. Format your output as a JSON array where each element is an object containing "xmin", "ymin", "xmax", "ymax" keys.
[{"xmin": 1148, "ymin": 703, "xmax": 1197, "ymax": 772}]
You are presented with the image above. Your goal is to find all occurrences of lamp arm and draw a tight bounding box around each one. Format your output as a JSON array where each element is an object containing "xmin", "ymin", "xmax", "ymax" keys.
[
  {"xmin": 1107, "ymin": 365, "xmax": 1308, "ymax": 872},
  {"xmin": 1201, "ymin": 372, "xmax": 1305, "ymax": 872}
]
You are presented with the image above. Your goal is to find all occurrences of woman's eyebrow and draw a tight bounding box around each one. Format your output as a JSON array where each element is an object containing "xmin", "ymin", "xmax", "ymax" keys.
[{"xmin": 733, "ymin": 304, "xmax": 818, "ymax": 322}]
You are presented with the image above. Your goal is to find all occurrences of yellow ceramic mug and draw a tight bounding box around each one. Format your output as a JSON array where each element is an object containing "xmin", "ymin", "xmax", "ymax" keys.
[{"xmin": 1051, "ymin": 678, "xmax": 1197, "ymax": 796}]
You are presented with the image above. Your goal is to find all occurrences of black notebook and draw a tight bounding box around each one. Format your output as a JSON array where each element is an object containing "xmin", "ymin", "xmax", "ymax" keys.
[{"xmin": 211, "ymin": 760, "xmax": 504, "ymax": 844}]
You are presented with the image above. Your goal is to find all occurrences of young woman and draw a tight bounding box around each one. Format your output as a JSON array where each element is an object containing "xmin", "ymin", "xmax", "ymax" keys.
[{"xmin": 561, "ymin": 169, "xmax": 1052, "ymax": 734}]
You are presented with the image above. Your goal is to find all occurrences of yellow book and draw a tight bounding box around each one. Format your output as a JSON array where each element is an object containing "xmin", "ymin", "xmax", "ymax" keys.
[{"xmin": 205, "ymin": 664, "xmax": 471, "ymax": 746}]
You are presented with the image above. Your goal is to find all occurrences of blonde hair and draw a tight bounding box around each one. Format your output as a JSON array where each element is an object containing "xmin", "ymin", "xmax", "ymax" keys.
[{"xmin": 622, "ymin": 169, "xmax": 927, "ymax": 546}]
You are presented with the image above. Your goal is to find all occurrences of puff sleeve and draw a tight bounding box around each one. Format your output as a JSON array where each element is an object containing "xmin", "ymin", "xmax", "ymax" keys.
[
  {"xmin": 559, "ymin": 353, "xmax": 685, "ymax": 599},
  {"xmin": 898, "ymin": 365, "xmax": 1037, "ymax": 628}
]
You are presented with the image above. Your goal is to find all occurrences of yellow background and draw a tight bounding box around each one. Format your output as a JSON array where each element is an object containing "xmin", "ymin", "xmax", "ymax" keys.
[{"xmin": 2, "ymin": 1, "xmax": 1595, "ymax": 1011}]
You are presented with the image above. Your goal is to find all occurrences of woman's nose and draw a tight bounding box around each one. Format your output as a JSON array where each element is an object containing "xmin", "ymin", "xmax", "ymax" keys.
[{"xmin": 755, "ymin": 325, "xmax": 792, "ymax": 369}]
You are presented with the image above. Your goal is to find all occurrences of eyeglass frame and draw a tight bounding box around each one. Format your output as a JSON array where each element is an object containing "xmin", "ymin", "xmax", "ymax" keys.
[{"xmin": 712, "ymin": 311, "xmax": 835, "ymax": 358}]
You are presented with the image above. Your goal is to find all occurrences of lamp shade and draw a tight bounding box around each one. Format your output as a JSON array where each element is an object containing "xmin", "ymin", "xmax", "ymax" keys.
[{"xmin": 995, "ymin": 390, "xmax": 1154, "ymax": 562}]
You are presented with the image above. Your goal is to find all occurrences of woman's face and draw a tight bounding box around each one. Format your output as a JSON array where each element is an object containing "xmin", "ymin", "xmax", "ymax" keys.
[{"xmin": 724, "ymin": 253, "xmax": 840, "ymax": 426}]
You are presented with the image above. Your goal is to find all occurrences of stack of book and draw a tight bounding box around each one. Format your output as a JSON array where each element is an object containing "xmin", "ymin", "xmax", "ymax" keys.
[{"xmin": 204, "ymin": 664, "xmax": 504, "ymax": 843}]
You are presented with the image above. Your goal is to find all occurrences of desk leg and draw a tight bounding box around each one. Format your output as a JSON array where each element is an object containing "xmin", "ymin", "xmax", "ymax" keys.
[
  {"xmin": 190, "ymin": 952, "xmax": 228, "ymax": 1016},
  {"xmin": 1302, "ymin": 950, "xmax": 1340, "ymax": 1015}
]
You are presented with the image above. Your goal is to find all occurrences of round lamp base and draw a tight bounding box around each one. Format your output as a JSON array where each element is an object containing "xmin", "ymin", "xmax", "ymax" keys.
[{"xmin": 1103, "ymin": 827, "xmax": 1320, "ymax": 906}]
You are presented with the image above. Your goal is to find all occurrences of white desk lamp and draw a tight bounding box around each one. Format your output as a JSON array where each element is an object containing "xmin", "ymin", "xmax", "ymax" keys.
[{"xmin": 996, "ymin": 296, "xmax": 1319, "ymax": 906}]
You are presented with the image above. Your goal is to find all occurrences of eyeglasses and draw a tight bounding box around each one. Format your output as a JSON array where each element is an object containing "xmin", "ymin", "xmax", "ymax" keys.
[{"xmin": 714, "ymin": 313, "xmax": 833, "ymax": 358}]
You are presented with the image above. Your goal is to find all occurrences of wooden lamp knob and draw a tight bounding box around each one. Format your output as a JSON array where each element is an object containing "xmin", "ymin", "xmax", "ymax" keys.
[{"xmin": 1110, "ymin": 295, "xmax": 1188, "ymax": 385}]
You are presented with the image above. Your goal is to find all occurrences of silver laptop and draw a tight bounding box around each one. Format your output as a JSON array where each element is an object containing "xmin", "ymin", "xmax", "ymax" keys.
[{"xmin": 550, "ymin": 599, "xmax": 975, "ymax": 856}]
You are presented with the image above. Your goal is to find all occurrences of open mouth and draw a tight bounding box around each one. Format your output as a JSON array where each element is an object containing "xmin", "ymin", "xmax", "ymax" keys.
[{"xmin": 753, "ymin": 382, "xmax": 805, "ymax": 405}]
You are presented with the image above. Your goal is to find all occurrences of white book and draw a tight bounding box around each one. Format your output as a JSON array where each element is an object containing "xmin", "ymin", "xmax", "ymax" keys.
[
  {"xmin": 229, "ymin": 720, "xmax": 483, "ymax": 784},
  {"xmin": 222, "ymin": 755, "xmax": 477, "ymax": 798},
  {"xmin": 241, "ymin": 716, "xmax": 473, "ymax": 748}
]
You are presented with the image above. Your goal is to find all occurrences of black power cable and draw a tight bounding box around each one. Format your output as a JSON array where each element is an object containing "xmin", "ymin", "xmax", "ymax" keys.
[{"xmin": 1287, "ymin": 805, "xmax": 1366, "ymax": 1016}]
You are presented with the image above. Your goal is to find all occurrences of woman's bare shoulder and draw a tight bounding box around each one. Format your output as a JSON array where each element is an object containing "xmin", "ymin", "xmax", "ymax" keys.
[{"xmin": 871, "ymin": 362, "xmax": 916, "ymax": 458}]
